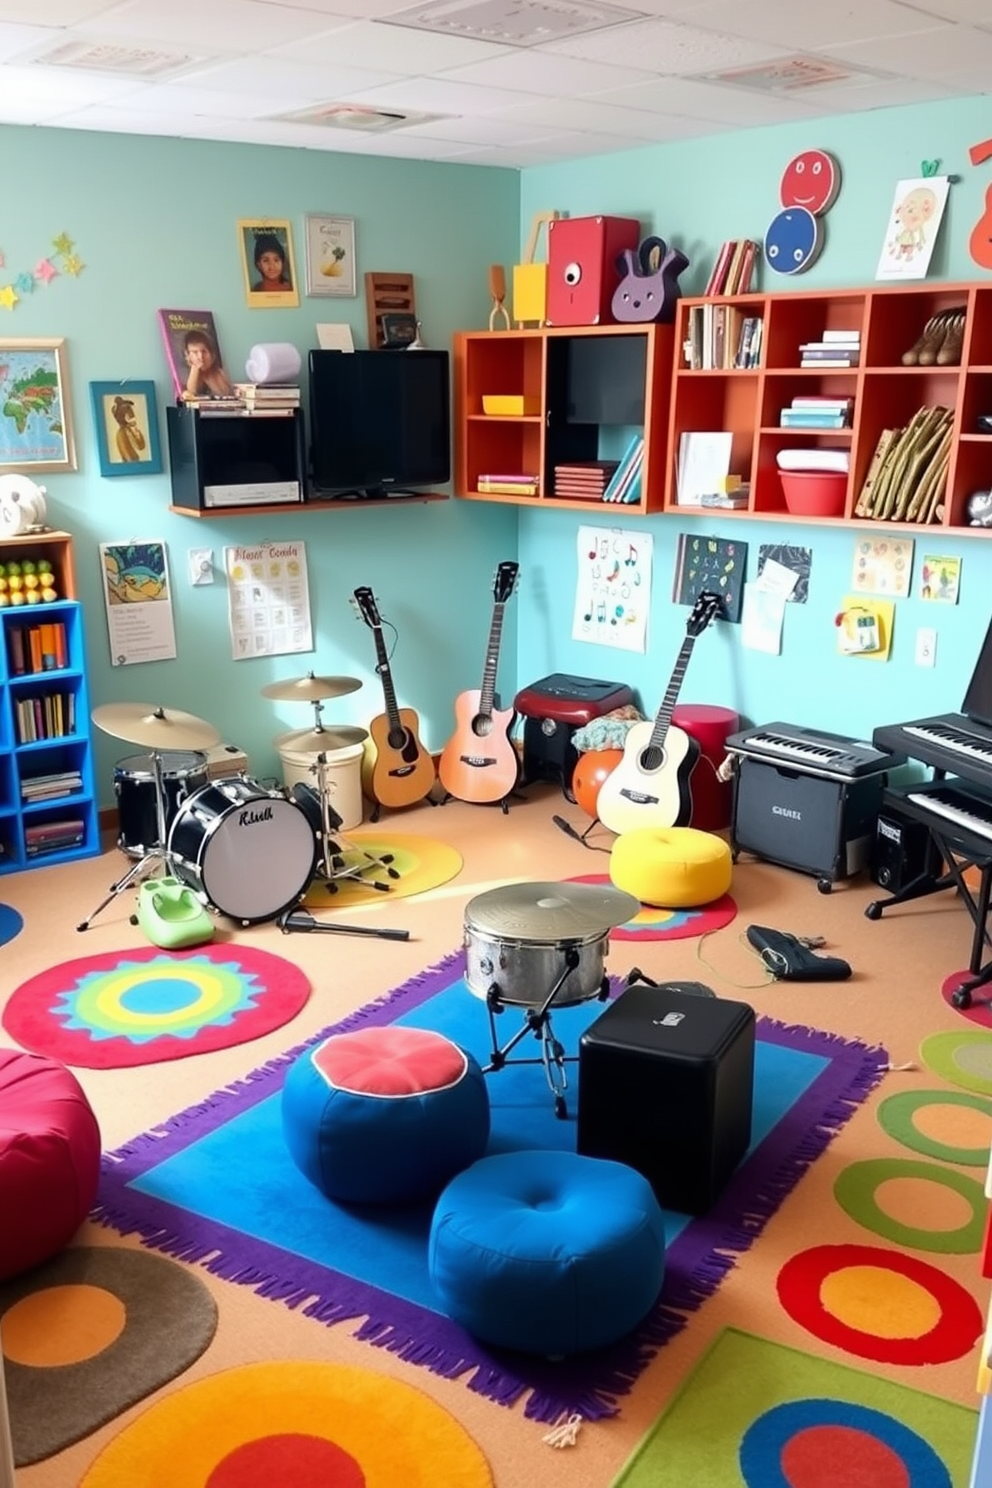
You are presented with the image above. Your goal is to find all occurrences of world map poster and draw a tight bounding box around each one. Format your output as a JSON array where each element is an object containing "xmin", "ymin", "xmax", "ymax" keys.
[{"xmin": 0, "ymin": 344, "xmax": 74, "ymax": 472}]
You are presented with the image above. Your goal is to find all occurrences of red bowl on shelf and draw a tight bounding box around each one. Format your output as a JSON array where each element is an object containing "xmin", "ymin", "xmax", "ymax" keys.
[{"xmin": 778, "ymin": 469, "xmax": 848, "ymax": 517}]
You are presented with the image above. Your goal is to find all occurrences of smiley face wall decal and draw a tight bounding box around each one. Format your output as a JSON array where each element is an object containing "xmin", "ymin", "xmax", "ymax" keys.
[
  {"xmin": 765, "ymin": 208, "xmax": 823, "ymax": 275},
  {"xmin": 780, "ymin": 149, "xmax": 841, "ymax": 214},
  {"xmin": 765, "ymin": 149, "xmax": 841, "ymax": 276}
]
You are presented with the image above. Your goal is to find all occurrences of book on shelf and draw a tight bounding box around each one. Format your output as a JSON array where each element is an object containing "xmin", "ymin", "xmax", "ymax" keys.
[
  {"xmin": 602, "ymin": 436, "xmax": 644, "ymax": 503},
  {"xmin": 8, "ymin": 621, "xmax": 68, "ymax": 676},
  {"xmin": 676, "ymin": 431, "xmax": 733, "ymax": 506},
  {"xmin": 704, "ymin": 238, "xmax": 760, "ymax": 297},
  {"xmin": 477, "ymin": 473, "xmax": 539, "ymax": 495},
  {"xmin": 157, "ymin": 308, "xmax": 237, "ymax": 405}
]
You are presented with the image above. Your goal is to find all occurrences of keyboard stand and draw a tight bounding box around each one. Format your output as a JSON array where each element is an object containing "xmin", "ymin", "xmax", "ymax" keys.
[{"xmin": 865, "ymin": 825, "xmax": 992, "ymax": 1009}]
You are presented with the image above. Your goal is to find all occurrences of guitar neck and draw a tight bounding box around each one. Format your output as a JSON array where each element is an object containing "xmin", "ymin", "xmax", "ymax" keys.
[
  {"xmin": 370, "ymin": 626, "xmax": 402, "ymax": 731},
  {"xmin": 648, "ymin": 635, "xmax": 697, "ymax": 750},
  {"xmin": 478, "ymin": 603, "xmax": 507, "ymax": 717}
]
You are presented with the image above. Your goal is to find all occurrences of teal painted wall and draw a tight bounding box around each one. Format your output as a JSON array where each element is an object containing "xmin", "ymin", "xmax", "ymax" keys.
[
  {"xmin": 0, "ymin": 124, "xmax": 519, "ymax": 802},
  {"xmin": 517, "ymin": 95, "xmax": 992, "ymax": 741}
]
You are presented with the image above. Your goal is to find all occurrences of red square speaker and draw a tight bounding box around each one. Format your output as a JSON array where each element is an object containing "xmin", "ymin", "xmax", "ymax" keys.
[{"xmin": 546, "ymin": 216, "xmax": 641, "ymax": 327}]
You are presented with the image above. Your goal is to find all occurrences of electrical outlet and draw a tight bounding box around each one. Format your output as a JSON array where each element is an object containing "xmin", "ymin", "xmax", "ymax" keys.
[
  {"xmin": 915, "ymin": 627, "xmax": 937, "ymax": 667},
  {"xmin": 188, "ymin": 547, "xmax": 214, "ymax": 586}
]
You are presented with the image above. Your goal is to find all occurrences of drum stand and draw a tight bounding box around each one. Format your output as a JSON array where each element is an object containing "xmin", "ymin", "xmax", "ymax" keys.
[
  {"xmin": 480, "ymin": 948, "xmax": 609, "ymax": 1119},
  {"xmin": 77, "ymin": 751, "xmax": 173, "ymax": 932},
  {"xmin": 307, "ymin": 752, "xmax": 399, "ymax": 894}
]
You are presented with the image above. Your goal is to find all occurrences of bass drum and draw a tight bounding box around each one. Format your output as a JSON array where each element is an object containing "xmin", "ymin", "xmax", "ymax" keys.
[{"xmin": 167, "ymin": 777, "xmax": 317, "ymax": 925}]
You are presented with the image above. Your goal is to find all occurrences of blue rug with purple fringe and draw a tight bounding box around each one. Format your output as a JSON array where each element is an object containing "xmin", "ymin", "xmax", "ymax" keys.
[{"xmin": 93, "ymin": 950, "xmax": 886, "ymax": 1423}]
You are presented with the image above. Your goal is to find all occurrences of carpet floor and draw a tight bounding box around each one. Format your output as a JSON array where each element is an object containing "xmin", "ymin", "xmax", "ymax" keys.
[{"xmin": 1, "ymin": 788, "xmax": 988, "ymax": 1488}]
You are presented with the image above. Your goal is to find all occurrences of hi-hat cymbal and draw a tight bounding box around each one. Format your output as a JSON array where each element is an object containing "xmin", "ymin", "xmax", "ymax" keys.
[
  {"xmin": 464, "ymin": 880, "xmax": 640, "ymax": 941},
  {"xmin": 276, "ymin": 724, "xmax": 368, "ymax": 754},
  {"xmin": 261, "ymin": 671, "xmax": 362, "ymax": 703},
  {"xmin": 92, "ymin": 703, "xmax": 221, "ymax": 752}
]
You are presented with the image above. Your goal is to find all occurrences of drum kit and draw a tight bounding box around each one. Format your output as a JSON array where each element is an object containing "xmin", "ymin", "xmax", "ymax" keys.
[
  {"xmin": 78, "ymin": 673, "xmax": 397, "ymax": 932},
  {"xmin": 462, "ymin": 879, "xmax": 640, "ymax": 1117}
]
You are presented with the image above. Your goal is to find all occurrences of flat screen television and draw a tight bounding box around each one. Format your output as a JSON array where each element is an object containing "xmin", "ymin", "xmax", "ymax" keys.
[{"xmin": 308, "ymin": 348, "xmax": 450, "ymax": 499}]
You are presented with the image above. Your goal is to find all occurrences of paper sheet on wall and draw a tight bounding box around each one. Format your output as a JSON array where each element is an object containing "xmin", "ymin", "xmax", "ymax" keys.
[
  {"xmin": 741, "ymin": 582, "xmax": 786, "ymax": 654},
  {"xmin": 100, "ymin": 540, "xmax": 177, "ymax": 667},
  {"xmin": 225, "ymin": 541, "xmax": 313, "ymax": 660},
  {"xmin": 572, "ymin": 525, "xmax": 652, "ymax": 653}
]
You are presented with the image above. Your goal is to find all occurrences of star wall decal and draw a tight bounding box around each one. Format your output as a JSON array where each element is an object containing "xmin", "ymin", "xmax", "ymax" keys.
[
  {"xmin": 0, "ymin": 234, "xmax": 85, "ymax": 308},
  {"xmin": 14, "ymin": 273, "xmax": 35, "ymax": 295},
  {"xmin": 34, "ymin": 258, "xmax": 58, "ymax": 284},
  {"xmin": 52, "ymin": 232, "xmax": 74, "ymax": 256},
  {"xmin": 0, "ymin": 286, "xmax": 19, "ymax": 310},
  {"xmin": 61, "ymin": 253, "xmax": 84, "ymax": 277}
]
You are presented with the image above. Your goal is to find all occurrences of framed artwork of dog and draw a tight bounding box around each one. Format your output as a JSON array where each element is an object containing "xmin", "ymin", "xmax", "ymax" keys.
[{"xmin": 90, "ymin": 381, "xmax": 163, "ymax": 477}]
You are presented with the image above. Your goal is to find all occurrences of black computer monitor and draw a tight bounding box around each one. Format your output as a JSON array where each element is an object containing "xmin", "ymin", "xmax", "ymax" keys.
[{"xmin": 962, "ymin": 614, "xmax": 992, "ymax": 727}]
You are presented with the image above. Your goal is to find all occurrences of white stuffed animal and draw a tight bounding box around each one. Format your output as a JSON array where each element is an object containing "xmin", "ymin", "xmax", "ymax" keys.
[{"xmin": 0, "ymin": 474, "xmax": 47, "ymax": 534}]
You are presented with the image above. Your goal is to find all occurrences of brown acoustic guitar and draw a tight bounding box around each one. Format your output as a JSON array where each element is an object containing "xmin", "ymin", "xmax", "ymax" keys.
[
  {"xmin": 438, "ymin": 561, "xmax": 519, "ymax": 806},
  {"xmin": 353, "ymin": 587, "xmax": 436, "ymax": 815}
]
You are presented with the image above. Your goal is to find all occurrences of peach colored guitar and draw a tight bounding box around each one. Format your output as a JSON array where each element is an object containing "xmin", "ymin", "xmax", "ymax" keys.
[
  {"xmin": 353, "ymin": 587, "xmax": 436, "ymax": 815},
  {"xmin": 438, "ymin": 561, "xmax": 519, "ymax": 806}
]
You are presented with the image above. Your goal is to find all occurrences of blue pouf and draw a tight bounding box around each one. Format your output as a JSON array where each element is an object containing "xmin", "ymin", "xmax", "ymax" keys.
[
  {"xmin": 282, "ymin": 1025, "xmax": 490, "ymax": 1206},
  {"xmin": 429, "ymin": 1150, "xmax": 666, "ymax": 1355}
]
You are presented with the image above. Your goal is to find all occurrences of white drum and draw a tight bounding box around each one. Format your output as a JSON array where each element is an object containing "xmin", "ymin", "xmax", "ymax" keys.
[{"xmin": 167, "ymin": 776, "xmax": 316, "ymax": 924}]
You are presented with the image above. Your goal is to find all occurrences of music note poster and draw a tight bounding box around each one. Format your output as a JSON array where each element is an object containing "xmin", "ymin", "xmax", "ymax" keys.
[
  {"xmin": 572, "ymin": 525, "xmax": 652, "ymax": 653},
  {"xmin": 224, "ymin": 540, "xmax": 313, "ymax": 660}
]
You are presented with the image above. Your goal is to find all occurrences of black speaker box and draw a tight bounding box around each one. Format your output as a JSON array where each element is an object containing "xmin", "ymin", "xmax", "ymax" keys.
[
  {"xmin": 870, "ymin": 808, "xmax": 936, "ymax": 893},
  {"xmin": 520, "ymin": 716, "xmax": 581, "ymax": 798},
  {"xmin": 731, "ymin": 755, "xmax": 886, "ymax": 884},
  {"xmin": 577, "ymin": 983, "xmax": 755, "ymax": 1215}
]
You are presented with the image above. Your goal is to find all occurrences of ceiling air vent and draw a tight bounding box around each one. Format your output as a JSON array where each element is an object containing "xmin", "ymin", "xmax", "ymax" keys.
[
  {"xmin": 697, "ymin": 55, "xmax": 884, "ymax": 93},
  {"xmin": 274, "ymin": 103, "xmax": 451, "ymax": 131},
  {"xmin": 380, "ymin": 0, "xmax": 644, "ymax": 48},
  {"xmin": 21, "ymin": 39, "xmax": 205, "ymax": 79}
]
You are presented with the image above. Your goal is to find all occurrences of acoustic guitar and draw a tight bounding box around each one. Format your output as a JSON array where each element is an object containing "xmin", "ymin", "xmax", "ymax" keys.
[
  {"xmin": 597, "ymin": 590, "xmax": 722, "ymax": 835},
  {"xmin": 353, "ymin": 587, "xmax": 436, "ymax": 813},
  {"xmin": 438, "ymin": 561, "xmax": 519, "ymax": 805}
]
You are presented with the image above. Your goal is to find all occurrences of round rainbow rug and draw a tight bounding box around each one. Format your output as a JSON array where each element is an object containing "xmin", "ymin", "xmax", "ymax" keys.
[
  {"xmin": 79, "ymin": 1361, "xmax": 492, "ymax": 1487},
  {"xmin": 1, "ymin": 944, "xmax": 311, "ymax": 1068},
  {"xmin": 305, "ymin": 833, "xmax": 463, "ymax": 910},
  {"xmin": 567, "ymin": 873, "xmax": 737, "ymax": 941}
]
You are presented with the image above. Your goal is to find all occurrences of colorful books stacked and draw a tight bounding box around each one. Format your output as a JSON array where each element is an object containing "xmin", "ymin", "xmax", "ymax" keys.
[
  {"xmin": 553, "ymin": 461, "xmax": 619, "ymax": 500},
  {"xmin": 602, "ymin": 436, "xmax": 645, "ymax": 504},
  {"xmin": 476, "ymin": 473, "xmax": 539, "ymax": 496},
  {"xmin": 8, "ymin": 621, "xmax": 68, "ymax": 674},
  {"xmin": 25, "ymin": 817, "xmax": 84, "ymax": 858},
  {"xmin": 21, "ymin": 769, "xmax": 83, "ymax": 804},
  {"xmin": 231, "ymin": 384, "xmax": 301, "ymax": 417},
  {"xmin": 14, "ymin": 691, "xmax": 76, "ymax": 744},
  {"xmin": 704, "ymin": 239, "xmax": 760, "ymax": 297},
  {"xmin": 779, "ymin": 395, "xmax": 854, "ymax": 429},
  {"xmin": 685, "ymin": 305, "xmax": 763, "ymax": 370},
  {"xmin": 799, "ymin": 330, "xmax": 860, "ymax": 368}
]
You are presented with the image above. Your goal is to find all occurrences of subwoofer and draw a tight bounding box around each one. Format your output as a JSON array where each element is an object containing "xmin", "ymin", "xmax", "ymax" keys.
[{"xmin": 870, "ymin": 808, "xmax": 936, "ymax": 894}]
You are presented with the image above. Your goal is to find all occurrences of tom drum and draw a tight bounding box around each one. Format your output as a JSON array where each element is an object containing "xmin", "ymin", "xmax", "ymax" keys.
[
  {"xmin": 167, "ymin": 777, "xmax": 317, "ymax": 924},
  {"xmin": 114, "ymin": 751, "xmax": 208, "ymax": 859}
]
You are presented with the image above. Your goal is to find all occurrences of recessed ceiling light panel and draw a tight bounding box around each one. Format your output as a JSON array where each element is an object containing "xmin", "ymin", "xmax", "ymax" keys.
[
  {"xmin": 273, "ymin": 103, "xmax": 453, "ymax": 132},
  {"xmin": 698, "ymin": 55, "xmax": 886, "ymax": 93},
  {"xmin": 381, "ymin": 0, "xmax": 645, "ymax": 48},
  {"xmin": 17, "ymin": 39, "xmax": 208, "ymax": 79}
]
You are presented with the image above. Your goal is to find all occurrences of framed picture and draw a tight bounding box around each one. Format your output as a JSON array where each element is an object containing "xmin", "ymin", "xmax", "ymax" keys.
[
  {"xmin": 304, "ymin": 214, "xmax": 357, "ymax": 298},
  {"xmin": 237, "ymin": 218, "xmax": 300, "ymax": 308},
  {"xmin": 381, "ymin": 312, "xmax": 419, "ymax": 347},
  {"xmin": 0, "ymin": 337, "xmax": 76, "ymax": 473},
  {"xmin": 90, "ymin": 380, "xmax": 163, "ymax": 477}
]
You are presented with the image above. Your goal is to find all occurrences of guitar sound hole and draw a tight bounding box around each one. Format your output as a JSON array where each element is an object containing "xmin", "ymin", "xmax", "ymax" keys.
[
  {"xmin": 473, "ymin": 716, "xmax": 493, "ymax": 738},
  {"xmin": 640, "ymin": 748, "xmax": 665, "ymax": 772},
  {"xmin": 387, "ymin": 727, "xmax": 408, "ymax": 751}
]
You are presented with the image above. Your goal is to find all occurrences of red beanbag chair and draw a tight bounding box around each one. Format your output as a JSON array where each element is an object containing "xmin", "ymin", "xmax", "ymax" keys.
[{"xmin": 0, "ymin": 1048, "xmax": 101, "ymax": 1281}]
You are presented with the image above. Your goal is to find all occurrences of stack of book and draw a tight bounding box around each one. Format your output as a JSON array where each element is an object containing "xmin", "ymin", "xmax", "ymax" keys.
[
  {"xmin": 799, "ymin": 330, "xmax": 861, "ymax": 368},
  {"xmin": 476, "ymin": 472, "xmax": 539, "ymax": 496},
  {"xmin": 8, "ymin": 620, "xmax": 68, "ymax": 674},
  {"xmin": 602, "ymin": 436, "xmax": 645, "ymax": 504},
  {"xmin": 704, "ymin": 239, "xmax": 760, "ymax": 297},
  {"xmin": 231, "ymin": 384, "xmax": 301, "ymax": 417},
  {"xmin": 14, "ymin": 691, "xmax": 76, "ymax": 744},
  {"xmin": 779, "ymin": 395, "xmax": 854, "ymax": 429},
  {"xmin": 21, "ymin": 769, "xmax": 83, "ymax": 804},
  {"xmin": 685, "ymin": 305, "xmax": 763, "ymax": 369},
  {"xmin": 25, "ymin": 817, "xmax": 84, "ymax": 858},
  {"xmin": 187, "ymin": 395, "xmax": 247, "ymax": 415},
  {"xmin": 553, "ymin": 461, "xmax": 619, "ymax": 500}
]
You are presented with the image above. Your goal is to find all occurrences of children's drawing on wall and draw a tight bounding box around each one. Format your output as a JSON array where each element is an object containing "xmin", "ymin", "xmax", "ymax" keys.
[
  {"xmin": 851, "ymin": 535, "xmax": 914, "ymax": 598},
  {"xmin": 100, "ymin": 540, "xmax": 177, "ymax": 666},
  {"xmin": 672, "ymin": 532, "xmax": 747, "ymax": 623},
  {"xmin": 876, "ymin": 176, "xmax": 950, "ymax": 281},
  {"xmin": 225, "ymin": 541, "xmax": 312, "ymax": 660},
  {"xmin": 572, "ymin": 525, "xmax": 652, "ymax": 653},
  {"xmin": 919, "ymin": 552, "xmax": 961, "ymax": 603}
]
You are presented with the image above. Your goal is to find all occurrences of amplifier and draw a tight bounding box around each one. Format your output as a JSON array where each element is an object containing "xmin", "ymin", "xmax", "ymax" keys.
[
  {"xmin": 514, "ymin": 674, "xmax": 632, "ymax": 799},
  {"xmin": 870, "ymin": 807, "xmax": 936, "ymax": 894},
  {"xmin": 731, "ymin": 755, "xmax": 887, "ymax": 887}
]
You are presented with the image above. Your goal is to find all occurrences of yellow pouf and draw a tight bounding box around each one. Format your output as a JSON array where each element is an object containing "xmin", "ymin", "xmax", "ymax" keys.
[{"xmin": 609, "ymin": 826, "xmax": 732, "ymax": 909}]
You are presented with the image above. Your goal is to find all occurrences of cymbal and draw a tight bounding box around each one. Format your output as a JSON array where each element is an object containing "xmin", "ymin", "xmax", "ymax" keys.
[
  {"xmin": 261, "ymin": 671, "xmax": 362, "ymax": 702},
  {"xmin": 464, "ymin": 880, "xmax": 640, "ymax": 941},
  {"xmin": 276, "ymin": 724, "xmax": 368, "ymax": 754},
  {"xmin": 92, "ymin": 703, "xmax": 221, "ymax": 752}
]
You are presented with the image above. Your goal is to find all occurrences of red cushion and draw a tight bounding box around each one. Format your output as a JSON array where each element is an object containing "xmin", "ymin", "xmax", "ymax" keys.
[
  {"xmin": 313, "ymin": 1027, "xmax": 467, "ymax": 1097},
  {"xmin": 0, "ymin": 1048, "xmax": 102, "ymax": 1281}
]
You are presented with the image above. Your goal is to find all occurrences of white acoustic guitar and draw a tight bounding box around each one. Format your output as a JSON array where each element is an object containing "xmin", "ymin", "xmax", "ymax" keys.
[{"xmin": 597, "ymin": 591, "xmax": 722, "ymax": 835}]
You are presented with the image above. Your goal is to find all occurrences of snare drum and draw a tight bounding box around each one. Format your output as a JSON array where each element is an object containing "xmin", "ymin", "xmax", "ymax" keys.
[
  {"xmin": 167, "ymin": 776, "xmax": 317, "ymax": 925},
  {"xmin": 114, "ymin": 751, "xmax": 208, "ymax": 859}
]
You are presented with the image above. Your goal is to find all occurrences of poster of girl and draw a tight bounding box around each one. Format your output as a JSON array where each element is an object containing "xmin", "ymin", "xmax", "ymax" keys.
[{"xmin": 237, "ymin": 218, "xmax": 300, "ymax": 307}]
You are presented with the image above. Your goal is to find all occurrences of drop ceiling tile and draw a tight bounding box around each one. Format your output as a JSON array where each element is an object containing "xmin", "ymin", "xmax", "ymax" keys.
[
  {"xmin": 73, "ymin": 0, "xmax": 340, "ymax": 51},
  {"xmin": 401, "ymin": 113, "xmax": 570, "ymax": 143},
  {"xmin": 436, "ymin": 49, "xmax": 659, "ymax": 95},
  {"xmin": 794, "ymin": 74, "xmax": 968, "ymax": 109},
  {"xmin": 827, "ymin": 21, "xmax": 992, "ymax": 79},
  {"xmin": 687, "ymin": 0, "xmax": 945, "ymax": 50},
  {"xmin": 110, "ymin": 81, "xmax": 309, "ymax": 116},
  {"xmin": 176, "ymin": 55, "xmax": 402, "ymax": 99},
  {"xmin": 52, "ymin": 105, "xmax": 215, "ymax": 134},
  {"xmin": 489, "ymin": 93, "xmax": 722, "ymax": 136},
  {"xmin": 590, "ymin": 75, "xmax": 824, "ymax": 124},
  {"xmin": 543, "ymin": 17, "xmax": 790, "ymax": 72},
  {"xmin": 898, "ymin": 0, "xmax": 992, "ymax": 22},
  {"xmin": 0, "ymin": 0, "xmax": 118, "ymax": 20},
  {"xmin": 270, "ymin": 17, "xmax": 513, "ymax": 71},
  {"xmin": 0, "ymin": 60, "xmax": 144, "ymax": 105},
  {"xmin": 0, "ymin": 21, "xmax": 55, "ymax": 61},
  {"xmin": 341, "ymin": 74, "xmax": 544, "ymax": 112}
]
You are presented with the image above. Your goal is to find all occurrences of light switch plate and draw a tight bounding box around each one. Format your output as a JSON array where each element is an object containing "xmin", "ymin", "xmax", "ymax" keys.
[
  {"xmin": 189, "ymin": 547, "xmax": 214, "ymax": 586},
  {"xmin": 915, "ymin": 627, "xmax": 937, "ymax": 667}
]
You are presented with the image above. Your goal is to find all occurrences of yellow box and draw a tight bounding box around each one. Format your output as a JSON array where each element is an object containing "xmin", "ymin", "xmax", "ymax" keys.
[
  {"xmin": 512, "ymin": 262, "xmax": 548, "ymax": 326},
  {"xmin": 482, "ymin": 394, "xmax": 539, "ymax": 417}
]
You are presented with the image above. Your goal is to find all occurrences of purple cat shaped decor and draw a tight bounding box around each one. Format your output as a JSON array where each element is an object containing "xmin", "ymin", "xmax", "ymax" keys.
[{"xmin": 611, "ymin": 235, "xmax": 689, "ymax": 324}]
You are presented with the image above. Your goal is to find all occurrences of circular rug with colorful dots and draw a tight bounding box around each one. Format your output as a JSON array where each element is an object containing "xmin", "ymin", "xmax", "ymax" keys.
[
  {"xmin": 566, "ymin": 874, "xmax": 737, "ymax": 941},
  {"xmin": 920, "ymin": 1028, "xmax": 992, "ymax": 1094},
  {"xmin": 0, "ymin": 903, "xmax": 22, "ymax": 947},
  {"xmin": 877, "ymin": 1088, "xmax": 992, "ymax": 1166},
  {"xmin": 78, "ymin": 1361, "xmax": 492, "ymax": 1488},
  {"xmin": 1, "ymin": 944, "xmax": 310, "ymax": 1068},
  {"xmin": 775, "ymin": 1242, "xmax": 982, "ymax": 1365},
  {"xmin": 0, "ymin": 1246, "xmax": 217, "ymax": 1466},
  {"xmin": 833, "ymin": 1157, "xmax": 986, "ymax": 1253}
]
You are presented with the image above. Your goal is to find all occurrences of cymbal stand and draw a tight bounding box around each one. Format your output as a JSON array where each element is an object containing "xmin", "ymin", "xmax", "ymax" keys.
[
  {"xmin": 77, "ymin": 750, "xmax": 173, "ymax": 932},
  {"xmin": 309, "ymin": 752, "xmax": 400, "ymax": 894}
]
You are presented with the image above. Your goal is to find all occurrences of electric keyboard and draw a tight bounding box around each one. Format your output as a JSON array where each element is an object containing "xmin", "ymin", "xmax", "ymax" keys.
[
  {"xmin": 874, "ymin": 713, "xmax": 992, "ymax": 796},
  {"xmin": 905, "ymin": 784, "xmax": 992, "ymax": 844},
  {"xmin": 725, "ymin": 722, "xmax": 904, "ymax": 779}
]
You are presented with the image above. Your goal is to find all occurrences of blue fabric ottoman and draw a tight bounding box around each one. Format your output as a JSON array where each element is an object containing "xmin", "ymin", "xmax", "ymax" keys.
[
  {"xmin": 428, "ymin": 1150, "xmax": 667, "ymax": 1355},
  {"xmin": 282, "ymin": 1025, "xmax": 490, "ymax": 1205}
]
